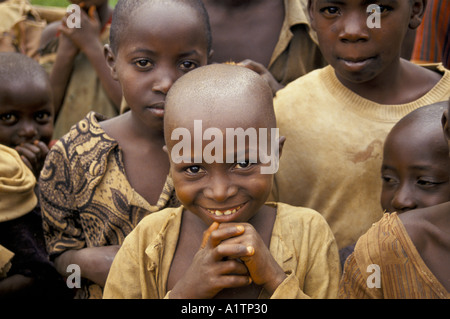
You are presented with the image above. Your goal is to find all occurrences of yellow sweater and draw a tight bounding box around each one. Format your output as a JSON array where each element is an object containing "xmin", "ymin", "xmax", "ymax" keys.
[
  {"xmin": 103, "ymin": 202, "xmax": 340, "ymax": 299},
  {"xmin": 273, "ymin": 64, "xmax": 450, "ymax": 249}
]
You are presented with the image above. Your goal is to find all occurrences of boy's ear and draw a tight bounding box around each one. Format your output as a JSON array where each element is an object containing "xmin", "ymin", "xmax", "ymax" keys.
[
  {"xmin": 308, "ymin": 0, "xmax": 316, "ymax": 31},
  {"xmin": 278, "ymin": 136, "xmax": 286, "ymax": 159},
  {"xmin": 104, "ymin": 44, "xmax": 119, "ymax": 81},
  {"xmin": 409, "ymin": 0, "xmax": 427, "ymax": 30}
]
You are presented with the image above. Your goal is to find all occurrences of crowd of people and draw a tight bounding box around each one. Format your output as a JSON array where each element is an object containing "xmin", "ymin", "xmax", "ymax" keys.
[{"xmin": 0, "ymin": 0, "xmax": 448, "ymax": 299}]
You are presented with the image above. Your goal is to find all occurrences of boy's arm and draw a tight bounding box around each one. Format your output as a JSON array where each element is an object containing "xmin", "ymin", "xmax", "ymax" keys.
[
  {"xmin": 48, "ymin": 31, "xmax": 79, "ymax": 118},
  {"xmin": 38, "ymin": 21, "xmax": 79, "ymax": 118},
  {"xmin": 58, "ymin": 8, "xmax": 122, "ymax": 111},
  {"xmin": 54, "ymin": 245, "xmax": 120, "ymax": 287}
]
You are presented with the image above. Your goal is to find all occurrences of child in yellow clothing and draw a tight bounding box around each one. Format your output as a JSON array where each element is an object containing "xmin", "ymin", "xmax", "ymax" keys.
[
  {"xmin": 103, "ymin": 64, "xmax": 340, "ymax": 299},
  {"xmin": 272, "ymin": 0, "xmax": 450, "ymax": 252}
]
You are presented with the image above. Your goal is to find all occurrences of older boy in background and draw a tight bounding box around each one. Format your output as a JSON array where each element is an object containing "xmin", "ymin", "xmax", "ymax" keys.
[{"xmin": 272, "ymin": 0, "xmax": 450, "ymax": 252}]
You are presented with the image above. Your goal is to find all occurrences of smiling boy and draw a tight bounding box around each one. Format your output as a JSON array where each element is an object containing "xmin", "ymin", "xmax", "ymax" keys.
[
  {"xmin": 103, "ymin": 64, "xmax": 340, "ymax": 299},
  {"xmin": 272, "ymin": 0, "xmax": 450, "ymax": 251}
]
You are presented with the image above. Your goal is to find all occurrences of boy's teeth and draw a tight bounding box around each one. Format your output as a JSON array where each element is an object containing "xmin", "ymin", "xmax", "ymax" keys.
[{"xmin": 208, "ymin": 206, "xmax": 241, "ymax": 216}]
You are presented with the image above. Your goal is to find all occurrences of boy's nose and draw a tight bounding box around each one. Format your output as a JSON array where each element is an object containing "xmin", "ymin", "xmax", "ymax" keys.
[
  {"xmin": 18, "ymin": 121, "xmax": 38, "ymax": 140},
  {"xmin": 152, "ymin": 68, "xmax": 177, "ymax": 95},
  {"xmin": 203, "ymin": 175, "xmax": 238, "ymax": 203},
  {"xmin": 391, "ymin": 184, "xmax": 417, "ymax": 213},
  {"xmin": 338, "ymin": 12, "xmax": 369, "ymax": 43}
]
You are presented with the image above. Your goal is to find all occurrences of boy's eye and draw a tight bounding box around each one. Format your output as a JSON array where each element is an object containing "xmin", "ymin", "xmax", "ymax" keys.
[
  {"xmin": 134, "ymin": 59, "xmax": 153, "ymax": 69},
  {"xmin": 0, "ymin": 113, "xmax": 18, "ymax": 125},
  {"xmin": 35, "ymin": 111, "xmax": 51, "ymax": 123},
  {"xmin": 378, "ymin": 5, "xmax": 392, "ymax": 13},
  {"xmin": 234, "ymin": 161, "xmax": 251, "ymax": 169},
  {"xmin": 416, "ymin": 179, "xmax": 441, "ymax": 188},
  {"xmin": 179, "ymin": 61, "xmax": 197, "ymax": 71},
  {"xmin": 382, "ymin": 175, "xmax": 397, "ymax": 184},
  {"xmin": 185, "ymin": 165, "xmax": 204, "ymax": 174},
  {"xmin": 320, "ymin": 6, "xmax": 340, "ymax": 16}
]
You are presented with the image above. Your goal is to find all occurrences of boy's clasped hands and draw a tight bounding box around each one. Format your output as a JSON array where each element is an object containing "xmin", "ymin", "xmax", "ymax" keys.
[{"xmin": 170, "ymin": 221, "xmax": 286, "ymax": 299}]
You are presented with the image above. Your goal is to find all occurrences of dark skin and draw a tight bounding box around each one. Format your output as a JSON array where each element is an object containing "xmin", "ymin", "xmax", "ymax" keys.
[
  {"xmin": 399, "ymin": 202, "xmax": 450, "ymax": 292},
  {"xmin": 39, "ymin": 0, "xmax": 121, "ymax": 116},
  {"xmin": 309, "ymin": 0, "xmax": 441, "ymax": 104},
  {"xmin": 203, "ymin": 0, "xmax": 285, "ymax": 95},
  {"xmin": 0, "ymin": 78, "xmax": 54, "ymax": 178},
  {"xmin": 394, "ymin": 101, "xmax": 450, "ymax": 293},
  {"xmin": 203, "ymin": 0, "xmax": 283, "ymax": 67},
  {"xmin": 52, "ymin": 1, "xmax": 211, "ymax": 288},
  {"xmin": 164, "ymin": 67, "xmax": 287, "ymax": 298},
  {"xmin": 381, "ymin": 117, "xmax": 450, "ymax": 213}
]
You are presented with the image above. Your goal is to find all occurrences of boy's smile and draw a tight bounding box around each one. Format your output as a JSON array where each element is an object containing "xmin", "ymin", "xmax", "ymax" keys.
[{"xmin": 164, "ymin": 64, "xmax": 283, "ymax": 226}]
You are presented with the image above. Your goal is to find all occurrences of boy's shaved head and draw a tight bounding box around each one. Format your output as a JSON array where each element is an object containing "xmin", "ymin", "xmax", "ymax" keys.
[
  {"xmin": 110, "ymin": 0, "xmax": 212, "ymax": 54},
  {"xmin": 381, "ymin": 101, "xmax": 450, "ymax": 213},
  {"xmin": 390, "ymin": 101, "xmax": 448, "ymax": 141},
  {"xmin": 0, "ymin": 52, "xmax": 49, "ymax": 85},
  {"xmin": 164, "ymin": 63, "xmax": 275, "ymax": 142}
]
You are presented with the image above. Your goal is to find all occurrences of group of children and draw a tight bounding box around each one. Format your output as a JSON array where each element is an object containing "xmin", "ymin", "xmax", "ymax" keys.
[{"xmin": 0, "ymin": 0, "xmax": 449, "ymax": 299}]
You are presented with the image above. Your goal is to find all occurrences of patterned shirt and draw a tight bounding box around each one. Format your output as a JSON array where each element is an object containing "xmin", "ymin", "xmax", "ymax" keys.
[{"xmin": 39, "ymin": 112, "xmax": 179, "ymax": 298}]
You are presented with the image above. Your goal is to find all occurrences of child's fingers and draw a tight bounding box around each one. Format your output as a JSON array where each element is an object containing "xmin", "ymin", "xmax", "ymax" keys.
[
  {"xmin": 200, "ymin": 221, "xmax": 219, "ymax": 249},
  {"xmin": 215, "ymin": 243, "xmax": 255, "ymax": 261},
  {"xmin": 33, "ymin": 140, "xmax": 50, "ymax": 155},
  {"xmin": 209, "ymin": 224, "xmax": 245, "ymax": 247},
  {"xmin": 19, "ymin": 155, "xmax": 33, "ymax": 172},
  {"xmin": 15, "ymin": 145, "xmax": 38, "ymax": 163}
]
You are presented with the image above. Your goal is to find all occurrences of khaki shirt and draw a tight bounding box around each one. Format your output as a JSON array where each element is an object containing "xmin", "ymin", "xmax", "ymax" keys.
[{"xmin": 104, "ymin": 202, "xmax": 341, "ymax": 299}]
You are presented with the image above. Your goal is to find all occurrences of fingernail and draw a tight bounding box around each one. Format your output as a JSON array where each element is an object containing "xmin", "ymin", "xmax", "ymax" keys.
[
  {"xmin": 236, "ymin": 225, "xmax": 245, "ymax": 233},
  {"xmin": 247, "ymin": 246, "xmax": 255, "ymax": 256}
]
